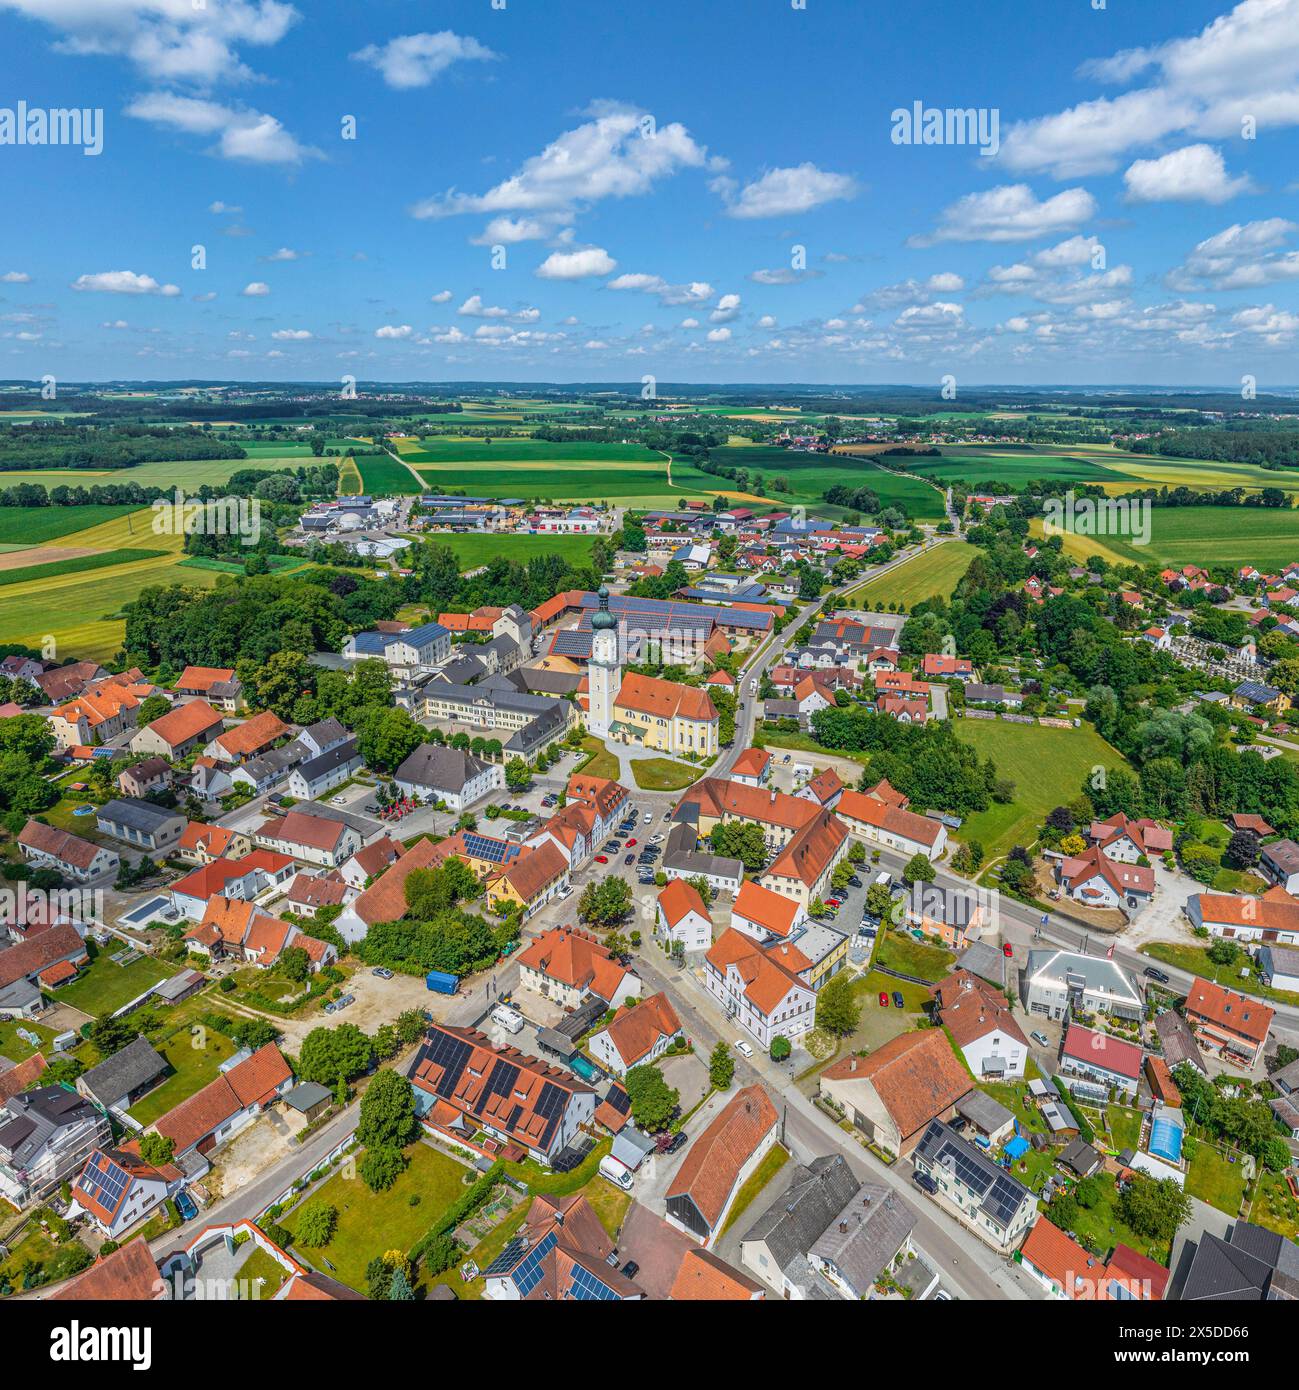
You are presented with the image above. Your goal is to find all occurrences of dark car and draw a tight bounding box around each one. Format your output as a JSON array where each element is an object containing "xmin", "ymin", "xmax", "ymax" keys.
[
  {"xmin": 1143, "ymin": 965, "xmax": 1170, "ymax": 984},
  {"xmin": 624, "ymin": 854, "xmax": 635, "ymax": 865},
  {"xmin": 892, "ymin": 991, "xmax": 905, "ymax": 1009},
  {"xmin": 878, "ymin": 991, "xmax": 890, "ymax": 1007},
  {"xmin": 912, "ymin": 1171, "xmax": 938, "ymax": 1195},
  {"xmin": 666, "ymin": 1130, "xmax": 687, "ymax": 1154},
  {"xmin": 848, "ymin": 876, "xmax": 862, "ymax": 888},
  {"xmin": 621, "ymin": 1260, "xmax": 640, "ymax": 1281}
]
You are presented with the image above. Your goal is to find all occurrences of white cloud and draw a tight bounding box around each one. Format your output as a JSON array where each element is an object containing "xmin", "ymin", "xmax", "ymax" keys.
[
  {"xmin": 747, "ymin": 266, "xmax": 823, "ymax": 285},
  {"xmin": 471, "ymin": 215, "xmax": 571, "ymax": 245},
  {"xmin": 409, "ymin": 103, "xmax": 712, "ymax": 238},
  {"xmin": 757, "ymin": 314, "xmax": 777, "ymax": 329},
  {"xmin": 271, "ymin": 328, "xmax": 312, "ymax": 340},
  {"xmin": 606, "ymin": 273, "xmax": 714, "ymax": 307},
  {"xmin": 375, "ymin": 324, "xmax": 413, "ymax": 339},
  {"xmin": 706, "ymin": 326, "xmax": 732, "ymax": 342},
  {"xmin": 430, "ymin": 290, "xmax": 453, "ymax": 304},
  {"xmin": 2, "ymin": 271, "xmax": 31, "ymax": 284},
  {"xmin": 241, "ymin": 281, "xmax": 270, "ymax": 297},
  {"xmin": 926, "ymin": 272, "xmax": 965, "ymax": 292},
  {"xmin": 208, "ymin": 200, "xmax": 242, "ymax": 215},
  {"xmin": 1167, "ymin": 217, "xmax": 1299, "ymax": 290},
  {"xmin": 264, "ymin": 247, "xmax": 302, "ymax": 261},
  {"xmin": 912, "ymin": 184, "xmax": 1097, "ymax": 244},
  {"xmin": 680, "ymin": 317, "xmax": 700, "ymax": 329},
  {"xmin": 457, "ymin": 295, "xmax": 509, "ymax": 318},
  {"xmin": 710, "ymin": 293, "xmax": 742, "ymax": 323},
  {"xmin": 350, "ymin": 31, "xmax": 497, "ymax": 89},
  {"xmin": 535, "ymin": 246, "xmax": 617, "ymax": 279},
  {"xmin": 101, "ymin": 319, "xmax": 129, "ymax": 329},
  {"xmin": 1123, "ymin": 144, "xmax": 1255, "ymax": 203},
  {"xmin": 715, "ymin": 163, "xmax": 857, "ymax": 218},
  {"xmin": 1000, "ymin": 0, "xmax": 1299, "ymax": 177},
  {"xmin": 70, "ymin": 270, "xmax": 180, "ymax": 296},
  {"xmin": 1, "ymin": 0, "xmax": 300, "ymax": 85},
  {"xmin": 126, "ymin": 91, "xmax": 320, "ymax": 165}
]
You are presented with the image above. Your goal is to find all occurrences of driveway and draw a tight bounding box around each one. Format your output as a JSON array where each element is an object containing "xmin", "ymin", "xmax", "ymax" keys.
[{"xmin": 1123, "ymin": 859, "xmax": 1200, "ymax": 949}]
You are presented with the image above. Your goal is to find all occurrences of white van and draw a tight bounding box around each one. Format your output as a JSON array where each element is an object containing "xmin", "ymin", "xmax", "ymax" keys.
[
  {"xmin": 491, "ymin": 1004, "xmax": 525, "ymax": 1035},
  {"xmin": 874, "ymin": 871, "xmax": 893, "ymax": 891},
  {"xmin": 598, "ymin": 1155, "xmax": 634, "ymax": 1191}
]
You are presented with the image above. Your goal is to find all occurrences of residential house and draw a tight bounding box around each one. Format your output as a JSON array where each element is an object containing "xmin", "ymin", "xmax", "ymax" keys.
[
  {"xmin": 818, "ymin": 1030, "xmax": 971, "ymax": 1159},
  {"xmin": 150, "ymin": 1044, "xmax": 294, "ymax": 1164},
  {"xmin": 1057, "ymin": 846, "xmax": 1154, "ymax": 911},
  {"xmin": 1183, "ymin": 978, "xmax": 1274, "ymax": 1067},
  {"xmin": 1154, "ymin": 1009, "xmax": 1207, "ymax": 1075},
  {"xmin": 834, "ymin": 788, "xmax": 948, "ymax": 860},
  {"xmin": 730, "ymin": 748, "xmax": 771, "ymax": 787},
  {"xmin": 206, "ymin": 710, "xmax": 289, "ymax": 765},
  {"xmin": 933, "ymin": 969, "xmax": 1029, "ymax": 1080},
  {"xmin": 117, "ymin": 758, "xmax": 171, "ymax": 799},
  {"xmin": 176, "ymin": 822, "xmax": 252, "ymax": 866},
  {"xmin": 1022, "ymin": 948, "xmax": 1144, "ymax": 1022},
  {"xmin": 175, "ymin": 666, "xmax": 243, "ymax": 711},
  {"xmin": 16, "ymin": 820, "xmax": 119, "ymax": 883},
  {"xmin": 660, "ymin": 822, "xmax": 743, "ymax": 896},
  {"xmin": 588, "ymin": 993, "xmax": 683, "ymax": 1078},
  {"xmin": 255, "ymin": 809, "xmax": 362, "ymax": 868},
  {"xmin": 1088, "ymin": 813, "xmax": 1174, "ymax": 863},
  {"xmin": 655, "ymin": 879, "xmax": 713, "ymax": 954},
  {"xmin": 286, "ymin": 739, "xmax": 364, "ymax": 801},
  {"xmin": 76, "ymin": 1036, "xmax": 168, "ymax": 1114},
  {"xmin": 1261, "ymin": 839, "xmax": 1299, "ymax": 895},
  {"xmin": 1059, "ymin": 1023, "xmax": 1143, "ymax": 1101},
  {"xmin": 0, "ymin": 1085, "xmax": 110, "ymax": 1207},
  {"xmin": 409, "ymin": 1025, "xmax": 597, "ymax": 1167},
  {"xmin": 0, "ymin": 922, "xmax": 89, "ymax": 1020},
  {"xmin": 95, "ymin": 798, "xmax": 186, "ymax": 854},
  {"xmin": 704, "ymin": 927, "xmax": 817, "ymax": 1047},
  {"xmin": 910, "ymin": 1120, "xmax": 1037, "ymax": 1251},
  {"xmin": 47, "ymin": 683, "xmax": 141, "ymax": 751},
  {"xmin": 1186, "ymin": 886, "xmax": 1299, "ymax": 947},
  {"xmin": 668, "ymin": 1248, "xmax": 765, "ymax": 1301},
  {"xmin": 731, "ymin": 879, "xmax": 806, "ymax": 943},
  {"xmin": 129, "ymin": 699, "xmax": 225, "ymax": 759},
  {"xmin": 922, "ymin": 654, "xmax": 974, "ymax": 680},
  {"xmin": 333, "ymin": 837, "xmax": 445, "ymax": 944},
  {"xmin": 394, "ymin": 744, "xmax": 503, "ymax": 811},
  {"xmin": 1177, "ymin": 1220, "xmax": 1299, "ymax": 1301},
  {"xmin": 516, "ymin": 926, "xmax": 640, "ymax": 1010},
  {"xmin": 70, "ymin": 1144, "xmax": 182, "ymax": 1240},
  {"xmin": 344, "ymin": 620, "xmax": 451, "ymax": 674},
  {"xmin": 666, "ymin": 1085, "xmax": 778, "ymax": 1247},
  {"xmin": 482, "ymin": 1193, "xmax": 643, "ymax": 1301},
  {"xmin": 963, "ymin": 683, "xmax": 1023, "ymax": 708},
  {"xmin": 740, "ymin": 1153, "xmax": 859, "ymax": 1298},
  {"xmin": 484, "ymin": 841, "xmax": 570, "ymax": 921},
  {"xmin": 339, "ymin": 836, "xmax": 403, "ymax": 890}
]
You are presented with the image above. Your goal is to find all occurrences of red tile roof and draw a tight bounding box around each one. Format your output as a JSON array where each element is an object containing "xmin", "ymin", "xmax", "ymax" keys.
[
  {"xmin": 732, "ymin": 879, "xmax": 802, "ymax": 938},
  {"xmin": 1021, "ymin": 1217, "xmax": 1097, "ymax": 1299},
  {"xmin": 1061, "ymin": 1023, "xmax": 1144, "ymax": 1080},
  {"xmin": 657, "ymin": 878, "xmax": 711, "ymax": 930},
  {"xmin": 516, "ymin": 926, "xmax": 631, "ymax": 1000},
  {"xmin": 669, "ymin": 1247, "xmax": 764, "ymax": 1300},
  {"xmin": 821, "ymin": 1030, "xmax": 971, "ymax": 1140},
  {"xmin": 599, "ymin": 993, "xmax": 682, "ymax": 1069},
  {"xmin": 47, "ymin": 1236, "xmax": 164, "ymax": 1301},
  {"xmin": 142, "ymin": 698, "xmax": 223, "ymax": 749},
  {"xmin": 1184, "ymin": 978, "xmax": 1274, "ymax": 1046},
  {"xmin": 153, "ymin": 1044, "xmax": 291, "ymax": 1152},
  {"xmin": 666, "ymin": 1085, "xmax": 778, "ymax": 1231}
]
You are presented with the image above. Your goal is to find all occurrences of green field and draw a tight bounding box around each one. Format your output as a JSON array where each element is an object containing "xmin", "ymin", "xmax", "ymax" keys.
[
  {"xmin": 0, "ymin": 548, "xmax": 165, "ymax": 588},
  {"xmin": 952, "ymin": 717, "xmax": 1133, "ymax": 856},
  {"xmin": 715, "ymin": 446, "xmax": 947, "ymax": 521},
  {"xmin": 845, "ymin": 541, "xmax": 977, "ymax": 609},
  {"xmin": 428, "ymin": 532, "xmax": 596, "ymax": 571},
  {"xmin": 0, "ymin": 505, "xmax": 142, "ymax": 544},
  {"xmin": 407, "ymin": 439, "xmax": 674, "ymax": 504},
  {"xmin": 356, "ymin": 455, "xmax": 423, "ymax": 495},
  {"xmin": 1077, "ymin": 506, "xmax": 1299, "ymax": 569}
]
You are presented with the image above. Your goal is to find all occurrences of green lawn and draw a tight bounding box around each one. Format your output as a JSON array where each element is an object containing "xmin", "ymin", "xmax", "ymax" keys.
[
  {"xmin": 233, "ymin": 1245, "xmax": 290, "ymax": 1300},
  {"xmin": 127, "ymin": 1028, "xmax": 240, "ymax": 1127},
  {"xmin": 844, "ymin": 541, "xmax": 978, "ymax": 611},
  {"xmin": 54, "ymin": 948, "xmax": 175, "ymax": 1018},
  {"xmin": 1106, "ymin": 1105, "xmax": 1143, "ymax": 1154},
  {"xmin": 1060, "ymin": 1172, "xmax": 1170, "ymax": 1265},
  {"xmin": 1250, "ymin": 1170, "xmax": 1299, "ymax": 1241},
  {"xmin": 980, "ymin": 1078, "xmax": 1050, "ymax": 1136},
  {"xmin": 575, "ymin": 736, "xmax": 621, "ymax": 780},
  {"xmin": 283, "ymin": 1142, "xmax": 474, "ymax": 1293},
  {"xmin": 356, "ymin": 455, "xmax": 423, "ymax": 495},
  {"xmin": 1186, "ymin": 1141, "xmax": 1248, "ymax": 1216},
  {"xmin": 720, "ymin": 1144, "xmax": 790, "ymax": 1237},
  {"xmin": 0, "ymin": 1017, "xmax": 57, "ymax": 1063},
  {"xmin": 952, "ymin": 718, "xmax": 1135, "ymax": 857},
  {"xmin": 872, "ymin": 928, "xmax": 956, "ymax": 983},
  {"xmin": 631, "ymin": 757, "xmax": 702, "ymax": 791}
]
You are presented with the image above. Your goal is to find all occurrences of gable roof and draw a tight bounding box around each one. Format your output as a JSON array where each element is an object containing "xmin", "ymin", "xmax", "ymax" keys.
[
  {"xmin": 1061, "ymin": 1022, "xmax": 1144, "ymax": 1080},
  {"xmin": 615, "ymin": 671, "xmax": 718, "ymax": 723},
  {"xmin": 346, "ymin": 836, "xmax": 444, "ymax": 927},
  {"xmin": 516, "ymin": 926, "xmax": 631, "ymax": 1001},
  {"xmin": 599, "ymin": 993, "xmax": 682, "ymax": 1069},
  {"xmin": 733, "ymin": 879, "xmax": 802, "ymax": 937},
  {"xmin": 1184, "ymin": 978, "xmax": 1274, "ymax": 1045},
  {"xmin": 740, "ymin": 1152, "xmax": 858, "ymax": 1271},
  {"xmin": 78, "ymin": 1036, "xmax": 167, "ymax": 1108},
  {"xmin": 669, "ymin": 1247, "xmax": 764, "ymax": 1300},
  {"xmin": 0, "ymin": 921, "xmax": 86, "ymax": 990},
  {"xmin": 666, "ymin": 1084, "xmax": 778, "ymax": 1230},
  {"xmin": 657, "ymin": 878, "xmax": 711, "ymax": 929},
  {"xmin": 142, "ymin": 698, "xmax": 223, "ymax": 749},
  {"xmin": 17, "ymin": 819, "xmax": 102, "ymax": 871},
  {"xmin": 47, "ymin": 1236, "xmax": 163, "ymax": 1301},
  {"xmin": 706, "ymin": 927, "xmax": 808, "ymax": 1016},
  {"xmin": 836, "ymin": 788, "xmax": 942, "ymax": 849},
  {"xmin": 152, "ymin": 1043, "xmax": 291, "ymax": 1152},
  {"xmin": 1021, "ymin": 1217, "xmax": 1098, "ymax": 1298},
  {"xmin": 822, "ymin": 1029, "xmax": 971, "ymax": 1139}
]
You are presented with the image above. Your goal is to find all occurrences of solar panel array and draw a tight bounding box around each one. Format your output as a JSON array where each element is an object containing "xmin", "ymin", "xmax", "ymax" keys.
[
  {"xmin": 923, "ymin": 1127, "xmax": 1030, "ymax": 1229},
  {"xmin": 461, "ymin": 833, "xmax": 517, "ymax": 865},
  {"xmin": 419, "ymin": 1027, "xmax": 473, "ymax": 1099},
  {"xmin": 532, "ymin": 1081, "xmax": 567, "ymax": 1151},
  {"xmin": 508, "ymin": 1231, "xmax": 559, "ymax": 1297},
  {"xmin": 567, "ymin": 1261, "xmax": 620, "ymax": 1301},
  {"xmin": 80, "ymin": 1152, "xmax": 129, "ymax": 1212}
]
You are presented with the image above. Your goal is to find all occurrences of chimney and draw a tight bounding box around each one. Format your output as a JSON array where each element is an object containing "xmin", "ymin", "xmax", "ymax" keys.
[
  {"xmin": 839, "ymin": 1222, "xmax": 848, "ymax": 1234},
  {"xmin": 849, "ymin": 1057, "xmax": 857, "ymax": 1072}
]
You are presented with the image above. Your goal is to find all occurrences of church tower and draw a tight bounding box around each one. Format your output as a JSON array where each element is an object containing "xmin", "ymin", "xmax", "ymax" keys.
[{"xmin": 587, "ymin": 585, "xmax": 620, "ymax": 738}]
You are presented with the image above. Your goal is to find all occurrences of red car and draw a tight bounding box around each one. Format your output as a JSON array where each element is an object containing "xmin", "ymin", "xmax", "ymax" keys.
[
  {"xmin": 1002, "ymin": 943, "xmax": 1014, "ymax": 958},
  {"xmin": 626, "ymin": 838, "xmax": 637, "ymax": 847},
  {"xmin": 878, "ymin": 991, "xmax": 890, "ymax": 1007},
  {"xmin": 594, "ymin": 854, "xmax": 609, "ymax": 864}
]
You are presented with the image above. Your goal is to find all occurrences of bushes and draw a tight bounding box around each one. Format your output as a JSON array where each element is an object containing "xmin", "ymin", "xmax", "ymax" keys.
[
  {"xmin": 1053, "ymin": 1076, "xmax": 1096, "ymax": 1143},
  {"xmin": 408, "ymin": 1161, "xmax": 502, "ymax": 1273}
]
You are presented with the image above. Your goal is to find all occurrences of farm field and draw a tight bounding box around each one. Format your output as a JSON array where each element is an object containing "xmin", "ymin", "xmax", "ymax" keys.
[
  {"xmin": 952, "ymin": 717, "xmax": 1133, "ymax": 857},
  {"xmin": 720, "ymin": 446, "xmax": 947, "ymax": 521},
  {"xmin": 844, "ymin": 540, "xmax": 977, "ymax": 609},
  {"xmin": 426, "ymin": 532, "xmax": 596, "ymax": 571},
  {"xmin": 0, "ymin": 505, "xmax": 143, "ymax": 544},
  {"xmin": 355, "ymin": 454, "xmax": 423, "ymax": 495},
  {"xmin": 411, "ymin": 441, "xmax": 676, "ymax": 503},
  {"xmin": 1031, "ymin": 505, "xmax": 1299, "ymax": 569},
  {"xmin": 0, "ymin": 548, "xmax": 165, "ymax": 588},
  {"xmin": 0, "ymin": 506, "xmax": 223, "ymax": 661}
]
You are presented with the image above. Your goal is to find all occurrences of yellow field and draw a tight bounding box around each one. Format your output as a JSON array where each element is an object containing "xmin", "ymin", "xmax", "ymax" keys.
[{"xmin": 1027, "ymin": 516, "xmax": 1133, "ymax": 567}]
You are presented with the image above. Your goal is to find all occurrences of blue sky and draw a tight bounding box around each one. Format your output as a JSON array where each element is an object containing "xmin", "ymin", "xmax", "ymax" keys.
[{"xmin": 1, "ymin": 0, "xmax": 1298, "ymax": 386}]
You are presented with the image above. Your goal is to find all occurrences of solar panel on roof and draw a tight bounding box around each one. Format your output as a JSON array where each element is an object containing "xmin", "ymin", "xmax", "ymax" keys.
[
  {"xmin": 604, "ymin": 1085, "xmax": 631, "ymax": 1115},
  {"xmin": 81, "ymin": 1153, "xmax": 130, "ymax": 1210},
  {"xmin": 509, "ymin": 1231, "xmax": 558, "ymax": 1297},
  {"xmin": 421, "ymin": 1028, "xmax": 473, "ymax": 1097},
  {"xmin": 568, "ymin": 1261, "xmax": 620, "ymax": 1300}
]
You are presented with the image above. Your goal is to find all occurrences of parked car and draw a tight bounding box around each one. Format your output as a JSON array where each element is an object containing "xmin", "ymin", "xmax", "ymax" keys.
[
  {"xmin": 891, "ymin": 991, "xmax": 905, "ymax": 1009},
  {"xmin": 1030, "ymin": 1030, "xmax": 1050, "ymax": 1047},
  {"xmin": 626, "ymin": 838, "xmax": 638, "ymax": 847},
  {"xmin": 371, "ymin": 967, "xmax": 394, "ymax": 979},
  {"xmin": 878, "ymin": 992, "xmax": 890, "ymax": 1007},
  {"xmin": 1143, "ymin": 965, "xmax": 1170, "ymax": 984},
  {"xmin": 1002, "ymin": 943, "xmax": 1014, "ymax": 958},
  {"xmin": 848, "ymin": 876, "xmax": 862, "ymax": 888},
  {"xmin": 595, "ymin": 854, "xmax": 609, "ymax": 864},
  {"xmin": 734, "ymin": 1039, "xmax": 754, "ymax": 1058},
  {"xmin": 624, "ymin": 854, "xmax": 635, "ymax": 865}
]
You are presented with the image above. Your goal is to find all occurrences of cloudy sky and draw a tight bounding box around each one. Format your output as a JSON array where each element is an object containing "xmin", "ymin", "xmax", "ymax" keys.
[{"xmin": 2, "ymin": 0, "xmax": 1299, "ymax": 386}]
